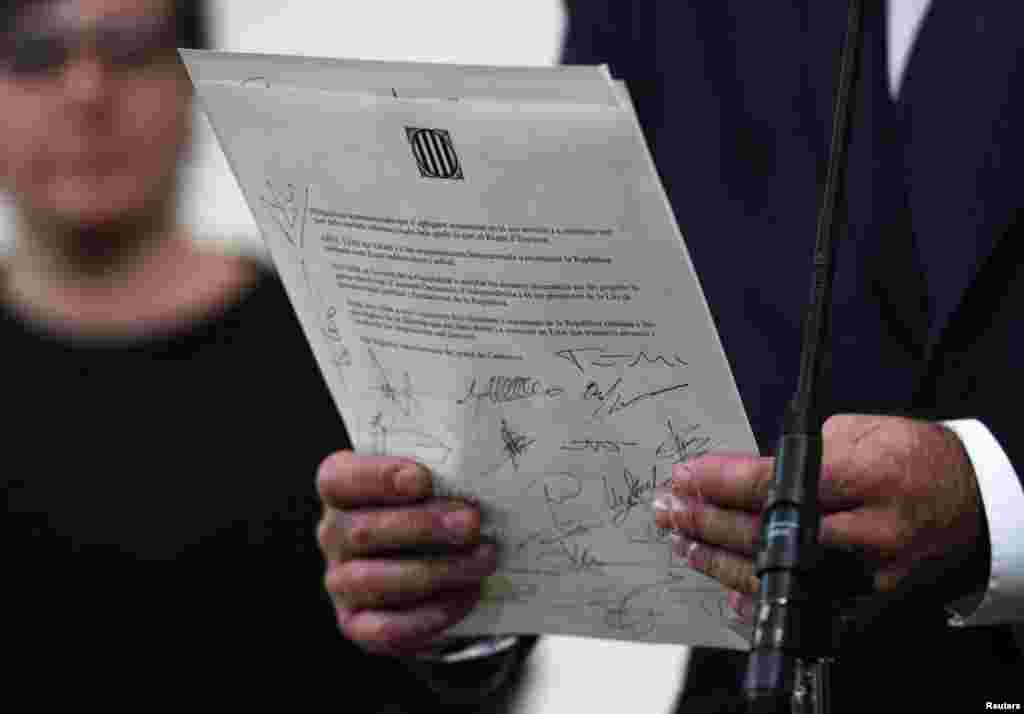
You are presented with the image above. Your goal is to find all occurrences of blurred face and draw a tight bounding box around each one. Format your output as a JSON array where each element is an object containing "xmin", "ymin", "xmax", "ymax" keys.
[{"xmin": 0, "ymin": 0, "xmax": 191, "ymax": 231}]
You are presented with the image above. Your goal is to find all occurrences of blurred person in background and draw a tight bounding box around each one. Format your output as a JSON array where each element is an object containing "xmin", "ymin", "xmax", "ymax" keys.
[{"xmin": 1, "ymin": 0, "xmax": 531, "ymax": 707}]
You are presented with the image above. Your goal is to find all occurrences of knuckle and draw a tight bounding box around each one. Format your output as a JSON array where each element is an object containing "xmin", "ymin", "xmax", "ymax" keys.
[
  {"xmin": 408, "ymin": 561, "xmax": 437, "ymax": 594},
  {"xmin": 743, "ymin": 516, "xmax": 760, "ymax": 553},
  {"xmin": 346, "ymin": 613, "xmax": 391, "ymax": 648},
  {"xmin": 333, "ymin": 601, "xmax": 354, "ymax": 628},
  {"xmin": 871, "ymin": 526, "xmax": 905, "ymax": 562},
  {"xmin": 316, "ymin": 516, "xmax": 334, "ymax": 553},
  {"xmin": 745, "ymin": 573, "xmax": 760, "ymax": 595},
  {"xmin": 391, "ymin": 507, "xmax": 431, "ymax": 539},
  {"xmin": 449, "ymin": 505, "xmax": 482, "ymax": 540},
  {"xmin": 347, "ymin": 514, "xmax": 374, "ymax": 549},
  {"xmin": 713, "ymin": 554, "xmax": 753, "ymax": 593},
  {"xmin": 390, "ymin": 461, "xmax": 431, "ymax": 500},
  {"xmin": 323, "ymin": 564, "xmax": 350, "ymax": 600},
  {"xmin": 675, "ymin": 497, "xmax": 702, "ymax": 535},
  {"xmin": 698, "ymin": 547, "xmax": 720, "ymax": 579},
  {"xmin": 363, "ymin": 616, "xmax": 393, "ymax": 645},
  {"xmin": 889, "ymin": 519, "xmax": 915, "ymax": 554},
  {"xmin": 330, "ymin": 561, "xmax": 375, "ymax": 606},
  {"xmin": 346, "ymin": 560, "xmax": 375, "ymax": 589},
  {"xmin": 334, "ymin": 607, "xmax": 361, "ymax": 641},
  {"xmin": 720, "ymin": 559, "xmax": 742, "ymax": 590}
]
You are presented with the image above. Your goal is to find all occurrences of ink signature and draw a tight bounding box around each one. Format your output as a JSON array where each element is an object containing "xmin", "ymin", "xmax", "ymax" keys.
[
  {"xmin": 525, "ymin": 472, "xmax": 583, "ymax": 505},
  {"xmin": 654, "ymin": 418, "xmax": 714, "ymax": 464},
  {"xmin": 506, "ymin": 473, "xmax": 603, "ymax": 574},
  {"xmin": 261, "ymin": 179, "xmax": 309, "ymax": 248},
  {"xmin": 324, "ymin": 306, "xmax": 353, "ymax": 368},
  {"xmin": 324, "ymin": 306, "xmax": 342, "ymax": 341},
  {"xmin": 368, "ymin": 411, "xmax": 452, "ymax": 465},
  {"xmin": 456, "ymin": 376, "xmax": 564, "ymax": 408},
  {"xmin": 500, "ymin": 418, "xmax": 535, "ymax": 471},
  {"xmin": 603, "ymin": 465, "xmax": 663, "ymax": 526},
  {"xmin": 368, "ymin": 347, "xmax": 421, "ymax": 418},
  {"xmin": 583, "ymin": 377, "xmax": 689, "ymax": 418},
  {"xmin": 560, "ymin": 439, "xmax": 640, "ymax": 454},
  {"xmin": 583, "ymin": 584, "xmax": 664, "ymax": 637},
  {"xmin": 555, "ymin": 347, "xmax": 688, "ymax": 374},
  {"xmin": 481, "ymin": 417, "xmax": 538, "ymax": 477},
  {"xmin": 536, "ymin": 540, "xmax": 604, "ymax": 574}
]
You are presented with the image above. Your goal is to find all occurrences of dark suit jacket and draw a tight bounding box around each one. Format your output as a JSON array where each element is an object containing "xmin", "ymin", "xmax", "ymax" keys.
[{"xmin": 562, "ymin": 2, "xmax": 1022, "ymax": 710}]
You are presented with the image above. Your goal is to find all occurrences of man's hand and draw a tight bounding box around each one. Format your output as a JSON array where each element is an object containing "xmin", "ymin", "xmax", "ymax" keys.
[
  {"xmin": 653, "ymin": 414, "xmax": 986, "ymax": 616},
  {"xmin": 317, "ymin": 452, "xmax": 498, "ymax": 656}
]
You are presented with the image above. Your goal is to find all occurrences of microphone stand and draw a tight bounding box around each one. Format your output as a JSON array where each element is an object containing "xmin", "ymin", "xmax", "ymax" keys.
[{"xmin": 743, "ymin": 1, "xmax": 867, "ymax": 712}]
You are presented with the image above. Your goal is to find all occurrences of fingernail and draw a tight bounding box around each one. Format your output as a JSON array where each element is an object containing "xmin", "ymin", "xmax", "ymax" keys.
[
  {"xmin": 671, "ymin": 460, "xmax": 695, "ymax": 481},
  {"xmin": 653, "ymin": 488, "xmax": 697, "ymax": 533},
  {"xmin": 740, "ymin": 597, "xmax": 755, "ymax": 622},
  {"xmin": 728, "ymin": 590, "xmax": 742, "ymax": 610},
  {"xmin": 671, "ymin": 534, "xmax": 707, "ymax": 570},
  {"xmin": 670, "ymin": 533, "xmax": 696, "ymax": 562},
  {"xmin": 443, "ymin": 510, "xmax": 477, "ymax": 537},
  {"xmin": 394, "ymin": 462, "xmax": 430, "ymax": 498},
  {"xmin": 729, "ymin": 591, "xmax": 756, "ymax": 622},
  {"xmin": 651, "ymin": 488, "xmax": 687, "ymax": 515}
]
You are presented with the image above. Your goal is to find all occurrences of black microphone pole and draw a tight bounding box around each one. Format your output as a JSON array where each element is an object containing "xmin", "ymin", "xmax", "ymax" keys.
[{"xmin": 743, "ymin": 1, "xmax": 866, "ymax": 712}]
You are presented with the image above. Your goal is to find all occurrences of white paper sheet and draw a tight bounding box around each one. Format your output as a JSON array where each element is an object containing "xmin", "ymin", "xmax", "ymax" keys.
[{"xmin": 183, "ymin": 50, "xmax": 757, "ymax": 649}]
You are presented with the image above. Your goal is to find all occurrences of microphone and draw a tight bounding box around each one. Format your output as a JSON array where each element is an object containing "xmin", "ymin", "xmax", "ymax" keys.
[{"xmin": 743, "ymin": 1, "xmax": 867, "ymax": 712}]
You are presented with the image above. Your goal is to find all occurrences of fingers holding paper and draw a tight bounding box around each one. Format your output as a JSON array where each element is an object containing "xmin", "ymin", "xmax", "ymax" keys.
[
  {"xmin": 654, "ymin": 414, "xmax": 985, "ymax": 600},
  {"xmin": 317, "ymin": 452, "xmax": 498, "ymax": 655}
]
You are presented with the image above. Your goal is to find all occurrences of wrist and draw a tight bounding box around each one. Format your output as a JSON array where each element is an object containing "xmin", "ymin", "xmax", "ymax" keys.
[{"xmin": 936, "ymin": 421, "xmax": 992, "ymax": 614}]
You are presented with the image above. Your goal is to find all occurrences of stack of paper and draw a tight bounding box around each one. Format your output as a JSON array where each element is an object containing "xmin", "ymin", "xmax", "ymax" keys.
[{"xmin": 183, "ymin": 50, "xmax": 756, "ymax": 649}]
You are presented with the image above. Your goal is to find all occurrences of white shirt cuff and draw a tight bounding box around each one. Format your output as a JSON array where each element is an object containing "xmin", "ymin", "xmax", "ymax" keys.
[
  {"xmin": 942, "ymin": 419, "xmax": 1024, "ymax": 625},
  {"xmin": 414, "ymin": 635, "xmax": 521, "ymax": 663}
]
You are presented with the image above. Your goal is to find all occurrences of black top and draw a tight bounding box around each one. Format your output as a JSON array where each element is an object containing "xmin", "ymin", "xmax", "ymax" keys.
[{"xmin": 2, "ymin": 260, "xmax": 531, "ymax": 708}]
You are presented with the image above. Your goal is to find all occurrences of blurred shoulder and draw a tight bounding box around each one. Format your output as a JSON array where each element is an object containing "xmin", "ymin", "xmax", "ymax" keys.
[{"xmin": 189, "ymin": 236, "xmax": 278, "ymax": 307}]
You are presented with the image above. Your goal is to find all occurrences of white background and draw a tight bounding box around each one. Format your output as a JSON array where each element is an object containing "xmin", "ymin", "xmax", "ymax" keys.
[{"xmin": 0, "ymin": 3, "xmax": 691, "ymax": 710}]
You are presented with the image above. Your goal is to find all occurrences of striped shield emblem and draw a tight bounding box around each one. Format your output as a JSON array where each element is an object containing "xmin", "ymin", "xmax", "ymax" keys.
[{"xmin": 406, "ymin": 127, "xmax": 464, "ymax": 180}]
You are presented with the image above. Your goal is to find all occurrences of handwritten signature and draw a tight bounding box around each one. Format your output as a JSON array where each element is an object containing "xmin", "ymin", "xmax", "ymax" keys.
[
  {"xmin": 555, "ymin": 347, "xmax": 688, "ymax": 374},
  {"xmin": 538, "ymin": 541, "xmax": 604, "ymax": 573},
  {"xmin": 603, "ymin": 466, "xmax": 663, "ymax": 526},
  {"xmin": 456, "ymin": 376, "xmax": 564, "ymax": 408},
  {"xmin": 368, "ymin": 347, "xmax": 421, "ymax": 418},
  {"xmin": 584, "ymin": 584, "xmax": 664, "ymax": 636},
  {"xmin": 654, "ymin": 418, "xmax": 714, "ymax": 464},
  {"xmin": 560, "ymin": 439, "xmax": 639, "ymax": 454},
  {"xmin": 526, "ymin": 472, "xmax": 583, "ymax": 505},
  {"xmin": 500, "ymin": 418, "xmax": 535, "ymax": 471},
  {"xmin": 583, "ymin": 377, "xmax": 689, "ymax": 418},
  {"xmin": 368, "ymin": 411, "xmax": 452, "ymax": 465},
  {"xmin": 261, "ymin": 179, "xmax": 309, "ymax": 248}
]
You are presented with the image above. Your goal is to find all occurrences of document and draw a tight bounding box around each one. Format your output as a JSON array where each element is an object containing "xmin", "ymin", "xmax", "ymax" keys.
[{"xmin": 183, "ymin": 49, "xmax": 757, "ymax": 649}]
